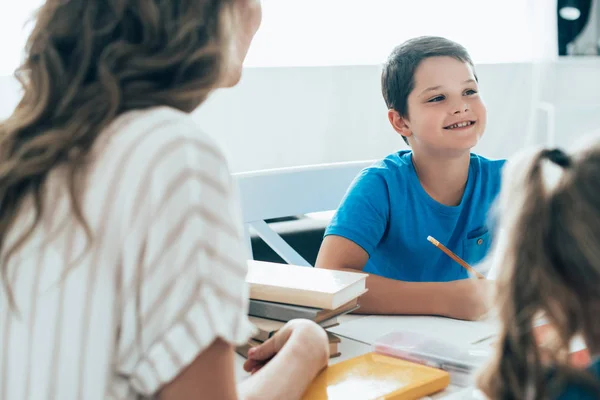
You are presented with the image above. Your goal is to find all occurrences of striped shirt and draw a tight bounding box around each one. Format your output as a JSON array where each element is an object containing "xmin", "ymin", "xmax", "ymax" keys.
[{"xmin": 0, "ymin": 106, "xmax": 254, "ymax": 399}]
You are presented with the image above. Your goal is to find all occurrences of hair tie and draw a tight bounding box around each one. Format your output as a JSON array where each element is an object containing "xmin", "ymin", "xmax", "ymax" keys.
[{"xmin": 542, "ymin": 148, "xmax": 571, "ymax": 168}]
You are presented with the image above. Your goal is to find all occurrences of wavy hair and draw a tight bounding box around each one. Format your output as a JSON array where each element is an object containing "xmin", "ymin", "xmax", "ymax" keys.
[
  {"xmin": 0, "ymin": 0, "xmax": 235, "ymax": 306},
  {"xmin": 477, "ymin": 143, "xmax": 600, "ymax": 398}
]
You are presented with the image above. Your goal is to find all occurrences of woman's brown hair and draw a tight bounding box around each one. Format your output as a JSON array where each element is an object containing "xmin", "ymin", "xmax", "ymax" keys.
[
  {"xmin": 478, "ymin": 141, "xmax": 600, "ymax": 398},
  {"xmin": 0, "ymin": 0, "xmax": 235, "ymax": 306}
]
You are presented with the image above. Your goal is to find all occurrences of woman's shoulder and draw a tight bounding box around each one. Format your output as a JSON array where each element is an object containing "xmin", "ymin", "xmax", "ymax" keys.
[
  {"xmin": 93, "ymin": 106, "xmax": 227, "ymax": 169},
  {"xmin": 104, "ymin": 106, "xmax": 213, "ymax": 144}
]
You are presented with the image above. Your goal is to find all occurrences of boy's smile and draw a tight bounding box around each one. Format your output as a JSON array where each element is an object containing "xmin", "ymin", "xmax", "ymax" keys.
[{"xmin": 444, "ymin": 120, "xmax": 476, "ymax": 130}]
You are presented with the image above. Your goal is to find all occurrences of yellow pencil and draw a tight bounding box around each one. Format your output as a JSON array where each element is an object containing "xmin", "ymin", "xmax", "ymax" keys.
[{"xmin": 427, "ymin": 236, "xmax": 486, "ymax": 279}]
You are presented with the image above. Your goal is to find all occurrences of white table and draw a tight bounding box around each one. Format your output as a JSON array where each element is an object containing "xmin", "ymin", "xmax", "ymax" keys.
[{"xmin": 234, "ymin": 315, "xmax": 476, "ymax": 399}]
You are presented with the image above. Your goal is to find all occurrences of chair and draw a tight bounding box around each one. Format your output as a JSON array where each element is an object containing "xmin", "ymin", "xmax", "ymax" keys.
[{"xmin": 233, "ymin": 160, "xmax": 373, "ymax": 266}]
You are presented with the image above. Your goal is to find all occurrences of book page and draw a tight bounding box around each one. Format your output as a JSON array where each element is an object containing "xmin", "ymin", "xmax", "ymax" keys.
[{"xmin": 329, "ymin": 315, "xmax": 499, "ymax": 347}]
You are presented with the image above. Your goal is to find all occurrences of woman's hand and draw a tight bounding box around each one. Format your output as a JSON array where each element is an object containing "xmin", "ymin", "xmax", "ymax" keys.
[{"xmin": 243, "ymin": 319, "xmax": 329, "ymax": 374}]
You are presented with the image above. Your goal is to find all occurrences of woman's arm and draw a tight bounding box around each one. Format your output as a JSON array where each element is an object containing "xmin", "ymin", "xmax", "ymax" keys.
[
  {"xmin": 239, "ymin": 320, "xmax": 329, "ymax": 400},
  {"xmin": 159, "ymin": 320, "xmax": 329, "ymax": 400},
  {"xmin": 159, "ymin": 339, "xmax": 239, "ymax": 400}
]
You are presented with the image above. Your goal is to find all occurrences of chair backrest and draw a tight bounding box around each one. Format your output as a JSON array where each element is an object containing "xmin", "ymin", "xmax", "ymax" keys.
[{"xmin": 233, "ymin": 160, "xmax": 373, "ymax": 266}]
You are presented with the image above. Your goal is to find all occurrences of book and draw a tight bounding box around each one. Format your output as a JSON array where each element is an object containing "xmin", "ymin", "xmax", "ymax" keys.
[
  {"xmin": 235, "ymin": 333, "xmax": 342, "ymax": 359},
  {"xmin": 569, "ymin": 347, "xmax": 591, "ymax": 367},
  {"xmin": 329, "ymin": 315, "xmax": 499, "ymax": 347},
  {"xmin": 482, "ymin": 322, "xmax": 591, "ymax": 368},
  {"xmin": 249, "ymin": 316, "xmax": 340, "ymax": 342},
  {"xmin": 235, "ymin": 339, "xmax": 262, "ymax": 358},
  {"xmin": 246, "ymin": 260, "xmax": 368, "ymax": 310},
  {"xmin": 328, "ymin": 332, "xmax": 342, "ymax": 358},
  {"xmin": 235, "ymin": 342, "xmax": 341, "ymax": 360},
  {"xmin": 533, "ymin": 323, "xmax": 591, "ymax": 367},
  {"xmin": 248, "ymin": 297, "xmax": 359, "ymax": 323},
  {"xmin": 301, "ymin": 352, "xmax": 450, "ymax": 399}
]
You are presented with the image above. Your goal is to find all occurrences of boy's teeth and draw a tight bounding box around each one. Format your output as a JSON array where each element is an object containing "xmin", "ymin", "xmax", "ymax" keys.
[{"xmin": 447, "ymin": 121, "xmax": 472, "ymax": 129}]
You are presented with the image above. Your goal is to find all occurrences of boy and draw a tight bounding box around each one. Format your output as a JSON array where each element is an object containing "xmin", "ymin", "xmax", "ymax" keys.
[{"xmin": 315, "ymin": 37, "xmax": 504, "ymax": 321}]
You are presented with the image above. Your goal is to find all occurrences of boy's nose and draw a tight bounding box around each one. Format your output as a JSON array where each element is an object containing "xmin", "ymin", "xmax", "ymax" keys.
[{"xmin": 453, "ymin": 103, "xmax": 469, "ymax": 114}]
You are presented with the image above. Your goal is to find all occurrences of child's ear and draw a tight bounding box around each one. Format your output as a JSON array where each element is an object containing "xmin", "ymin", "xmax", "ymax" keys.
[{"xmin": 387, "ymin": 109, "xmax": 412, "ymax": 139}]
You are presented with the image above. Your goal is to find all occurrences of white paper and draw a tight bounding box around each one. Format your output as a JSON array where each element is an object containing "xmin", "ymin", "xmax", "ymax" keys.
[{"xmin": 328, "ymin": 315, "xmax": 499, "ymax": 347}]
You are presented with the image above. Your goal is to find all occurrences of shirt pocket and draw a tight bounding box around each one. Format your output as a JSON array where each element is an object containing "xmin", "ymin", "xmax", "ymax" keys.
[{"xmin": 462, "ymin": 228, "xmax": 491, "ymax": 271}]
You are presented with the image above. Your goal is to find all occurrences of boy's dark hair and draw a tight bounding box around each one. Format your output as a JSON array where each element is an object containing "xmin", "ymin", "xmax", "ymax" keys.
[{"xmin": 381, "ymin": 36, "xmax": 476, "ymax": 144}]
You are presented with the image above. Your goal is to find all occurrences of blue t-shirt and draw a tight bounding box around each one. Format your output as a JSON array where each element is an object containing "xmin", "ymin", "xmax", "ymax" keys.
[
  {"xmin": 556, "ymin": 358, "xmax": 600, "ymax": 399},
  {"xmin": 325, "ymin": 150, "xmax": 505, "ymax": 282}
]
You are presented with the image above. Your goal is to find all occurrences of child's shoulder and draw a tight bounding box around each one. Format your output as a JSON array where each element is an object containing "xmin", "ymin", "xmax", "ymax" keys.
[
  {"xmin": 470, "ymin": 153, "xmax": 506, "ymax": 171},
  {"xmin": 556, "ymin": 380, "xmax": 600, "ymax": 399},
  {"xmin": 365, "ymin": 150, "xmax": 414, "ymax": 175},
  {"xmin": 467, "ymin": 154, "xmax": 506, "ymax": 192},
  {"xmin": 348, "ymin": 150, "xmax": 414, "ymax": 191}
]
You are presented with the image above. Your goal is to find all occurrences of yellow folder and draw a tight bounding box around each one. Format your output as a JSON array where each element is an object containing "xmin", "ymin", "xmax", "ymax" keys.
[{"xmin": 302, "ymin": 352, "xmax": 450, "ymax": 400}]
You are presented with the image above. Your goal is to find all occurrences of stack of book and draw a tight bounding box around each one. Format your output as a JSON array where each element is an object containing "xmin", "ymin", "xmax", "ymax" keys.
[{"xmin": 237, "ymin": 260, "xmax": 368, "ymax": 359}]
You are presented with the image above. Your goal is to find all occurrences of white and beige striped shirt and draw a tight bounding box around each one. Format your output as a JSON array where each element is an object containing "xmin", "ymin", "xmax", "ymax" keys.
[{"xmin": 0, "ymin": 107, "xmax": 254, "ymax": 399}]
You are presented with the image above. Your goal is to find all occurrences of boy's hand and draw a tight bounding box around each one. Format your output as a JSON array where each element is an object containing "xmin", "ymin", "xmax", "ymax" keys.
[
  {"xmin": 442, "ymin": 278, "xmax": 494, "ymax": 321},
  {"xmin": 243, "ymin": 319, "xmax": 329, "ymax": 374}
]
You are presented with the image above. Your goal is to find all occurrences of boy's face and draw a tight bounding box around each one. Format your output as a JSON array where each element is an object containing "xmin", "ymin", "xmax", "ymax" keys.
[{"xmin": 394, "ymin": 56, "xmax": 486, "ymax": 155}]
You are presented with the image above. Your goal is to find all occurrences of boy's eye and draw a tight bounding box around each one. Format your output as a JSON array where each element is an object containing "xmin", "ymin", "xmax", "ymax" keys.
[
  {"xmin": 464, "ymin": 89, "xmax": 478, "ymax": 95},
  {"xmin": 428, "ymin": 95, "xmax": 445, "ymax": 103}
]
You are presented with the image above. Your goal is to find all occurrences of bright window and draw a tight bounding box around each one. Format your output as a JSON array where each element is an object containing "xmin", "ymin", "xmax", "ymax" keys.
[
  {"xmin": 0, "ymin": 0, "xmax": 557, "ymax": 77},
  {"xmin": 0, "ymin": 0, "xmax": 43, "ymax": 76},
  {"xmin": 244, "ymin": 0, "xmax": 557, "ymax": 66}
]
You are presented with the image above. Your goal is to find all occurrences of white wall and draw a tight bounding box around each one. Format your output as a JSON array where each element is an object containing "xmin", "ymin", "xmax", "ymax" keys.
[
  {"xmin": 2, "ymin": 59, "xmax": 600, "ymax": 172},
  {"xmin": 192, "ymin": 59, "xmax": 600, "ymax": 172},
  {"xmin": 0, "ymin": 76, "xmax": 22, "ymax": 120},
  {"xmin": 539, "ymin": 59, "xmax": 600, "ymax": 148}
]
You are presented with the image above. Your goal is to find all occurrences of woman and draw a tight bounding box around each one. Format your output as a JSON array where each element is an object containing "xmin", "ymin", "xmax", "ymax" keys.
[{"xmin": 0, "ymin": 1, "xmax": 329, "ymax": 399}]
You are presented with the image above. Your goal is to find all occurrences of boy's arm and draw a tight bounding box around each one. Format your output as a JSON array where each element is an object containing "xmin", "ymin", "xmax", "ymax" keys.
[{"xmin": 315, "ymin": 235, "xmax": 490, "ymax": 320}]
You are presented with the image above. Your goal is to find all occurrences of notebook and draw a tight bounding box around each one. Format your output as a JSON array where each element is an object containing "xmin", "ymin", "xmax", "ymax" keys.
[
  {"xmin": 249, "ymin": 316, "xmax": 340, "ymax": 342},
  {"xmin": 301, "ymin": 352, "xmax": 450, "ymax": 400},
  {"xmin": 246, "ymin": 260, "xmax": 368, "ymax": 309},
  {"xmin": 235, "ymin": 339, "xmax": 262, "ymax": 359},
  {"xmin": 235, "ymin": 333, "xmax": 342, "ymax": 359},
  {"xmin": 329, "ymin": 315, "xmax": 499, "ymax": 347},
  {"xmin": 248, "ymin": 297, "xmax": 359, "ymax": 323}
]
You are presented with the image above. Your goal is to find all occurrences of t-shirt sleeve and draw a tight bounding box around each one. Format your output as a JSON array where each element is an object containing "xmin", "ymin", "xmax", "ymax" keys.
[
  {"xmin": 115, "ymin": 122, "xmax": 255, "ymax": 396},
  {"xmin": 553, "ymin": 369, "xmax": 600, "ymax": 400},
  {"xmin": 324, "ymin": 168, "xmax": 390, "ymax": 256},
  {"xmin": 556, "ymin": 387, "xmax": 598, "ymax": 400}
]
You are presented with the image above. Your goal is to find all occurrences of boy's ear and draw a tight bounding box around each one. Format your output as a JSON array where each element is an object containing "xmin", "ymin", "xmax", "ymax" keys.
[{"xmin": 387, "ymin": 109, "xmax": 412, "ymax": 139}]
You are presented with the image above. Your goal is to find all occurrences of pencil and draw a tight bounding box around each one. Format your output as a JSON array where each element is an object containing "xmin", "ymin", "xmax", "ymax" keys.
[{"xmin": 427, "ymin": 235, "xmax": 486, "ymax": 279}]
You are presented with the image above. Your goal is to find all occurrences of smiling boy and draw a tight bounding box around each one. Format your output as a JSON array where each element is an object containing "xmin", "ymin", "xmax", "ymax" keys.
[{"xmin": 316, "ymin": 37, "xmax": 504, "ymax": 320}]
